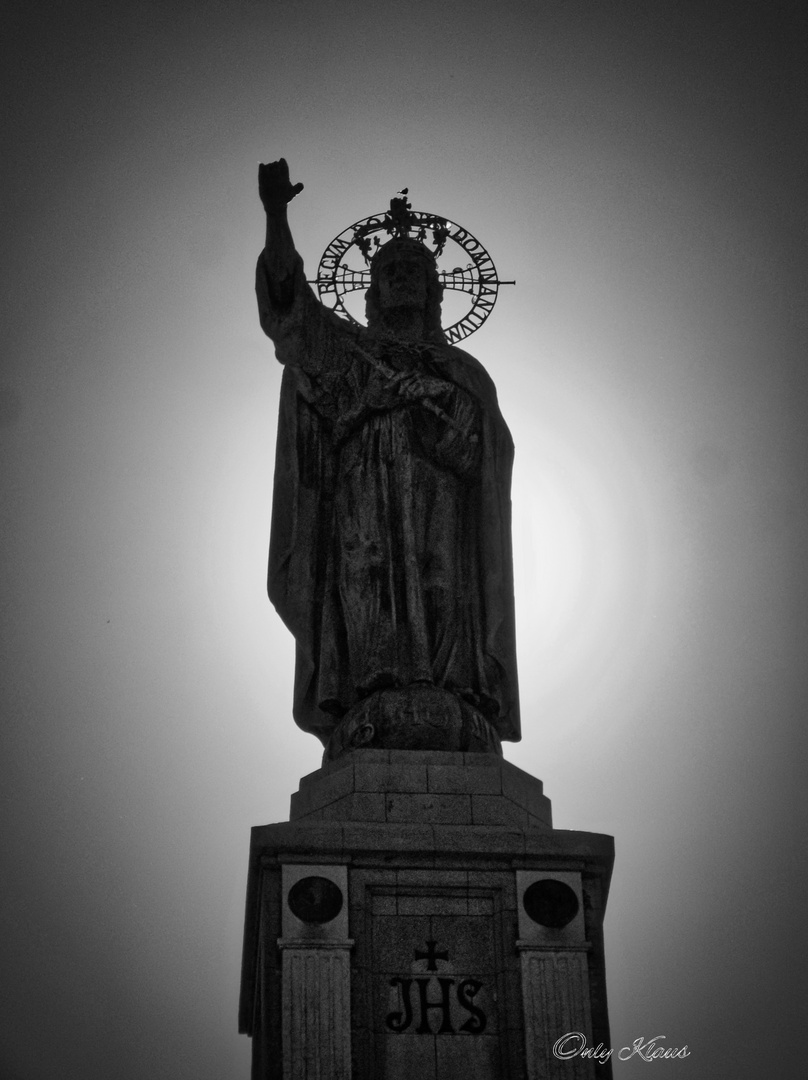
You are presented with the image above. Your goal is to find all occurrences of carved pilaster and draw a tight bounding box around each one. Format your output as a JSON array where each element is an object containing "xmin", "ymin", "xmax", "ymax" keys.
[
  {"xmin": 278, "ymin": 865, "xmax": 352, "ymax": 1079},
  {"xmin": 518, "ymin": 947, "xmax": 594, "ymax": 1080},
  {"xmin": 516, "ymin": 870, "xmax": 596, "ymax": 1080},
  {"xmin": 279, "ymin": 942, "xmax": 352, "ymax": 1079}
]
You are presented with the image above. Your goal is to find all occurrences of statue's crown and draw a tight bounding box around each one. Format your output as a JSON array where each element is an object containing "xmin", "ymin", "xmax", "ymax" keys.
[{"xmin": 370, "ymin": 236, "xmax": 437, "ymax": 268}]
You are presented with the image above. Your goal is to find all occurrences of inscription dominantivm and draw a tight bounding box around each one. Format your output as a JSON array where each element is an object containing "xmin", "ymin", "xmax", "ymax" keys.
[{"xmin": 385, "ymin": 941, "xmax": 487, "ymax": 1035}]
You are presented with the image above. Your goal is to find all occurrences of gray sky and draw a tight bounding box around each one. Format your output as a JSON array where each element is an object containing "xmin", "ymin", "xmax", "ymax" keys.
[{"xmin": 2, "ymin": 1, "xmax": 806, "ymax": 1076}]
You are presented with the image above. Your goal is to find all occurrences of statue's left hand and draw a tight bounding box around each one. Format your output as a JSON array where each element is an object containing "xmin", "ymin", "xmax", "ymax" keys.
[{"xmin": 258, "ymin": 158, "xmax": 304, "ymax": 214}]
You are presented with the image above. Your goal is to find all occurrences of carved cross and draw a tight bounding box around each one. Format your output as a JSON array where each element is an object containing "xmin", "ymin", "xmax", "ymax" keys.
[{"xmin": 414, "ymin": 940, "xmax": 449, "ymax": 972}]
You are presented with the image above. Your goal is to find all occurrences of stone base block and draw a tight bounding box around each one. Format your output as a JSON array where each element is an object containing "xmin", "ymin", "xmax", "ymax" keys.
[
  {"xmin": 290, "ymin": 749, "xmax": 553, "ymax": 829},
  {"xmin": 240, "ymin": 750, "xmax": 613, "ymax": 1080}
]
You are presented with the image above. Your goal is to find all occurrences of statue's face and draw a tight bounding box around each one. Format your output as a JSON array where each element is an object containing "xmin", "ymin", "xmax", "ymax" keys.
[{"xmin": 375, "ymin": 254, "xmax": 430, "ymax": 312}]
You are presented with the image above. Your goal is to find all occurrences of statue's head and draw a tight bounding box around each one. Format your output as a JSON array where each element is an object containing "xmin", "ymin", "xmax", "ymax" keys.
[{"xmin": 365, "ymin": 238, "xmax": 445, "ymax": 342}]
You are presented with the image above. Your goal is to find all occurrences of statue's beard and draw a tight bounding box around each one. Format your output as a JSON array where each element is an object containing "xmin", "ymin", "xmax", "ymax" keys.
[
  {"xmin": 373, "ymin": 302, "xmax": 430, "ymax": 340},
  {"xmin": 366, "ymin": 279, "xmax": 444, "ymax": 342}
]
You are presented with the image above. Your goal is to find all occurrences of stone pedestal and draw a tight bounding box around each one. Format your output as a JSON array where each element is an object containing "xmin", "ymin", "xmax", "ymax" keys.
[{"xmin": 239, "ymin": 750, "xmax": 613, "ymax": 1079}]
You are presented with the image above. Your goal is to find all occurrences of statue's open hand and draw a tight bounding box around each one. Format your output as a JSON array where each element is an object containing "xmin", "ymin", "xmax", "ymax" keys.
[{"xmin": 258, "ymin": 158, "xmax": 304, "ymax": 213}]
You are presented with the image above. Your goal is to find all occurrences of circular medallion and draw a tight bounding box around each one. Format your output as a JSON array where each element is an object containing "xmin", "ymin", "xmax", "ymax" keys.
[
  {"xmin": 287, "ymin": 876, "xmax": 344, "ymax": 924},
  {"xmin": 310, "ymin": 195, "xmax": 513, "ymax": 343},
  {"xmin": 523, "ymin": 879, "xmax": 579, "ymax": 929}
]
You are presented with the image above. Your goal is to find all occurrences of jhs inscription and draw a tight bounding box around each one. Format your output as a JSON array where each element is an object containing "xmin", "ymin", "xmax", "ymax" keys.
[{"xmin": 385, "ymin": 941, "xmax": 488, "ymax": 1035}]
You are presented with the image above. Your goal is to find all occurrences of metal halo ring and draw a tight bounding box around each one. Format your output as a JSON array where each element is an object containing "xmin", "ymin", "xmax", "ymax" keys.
[{"xmin": 310, "ymin": 208, "xmax": 513, "ymax": 344}]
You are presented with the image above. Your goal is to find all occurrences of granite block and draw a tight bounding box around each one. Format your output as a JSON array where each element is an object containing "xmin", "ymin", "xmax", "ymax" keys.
[
  {"xmin": 315, "ymin": 750, "xmax": 390, "ymax": 781},
  {"xmin": 354, "ymin": 761, "xmax": 430, "ymax": 794},
  {"xmin": 396, "ymin": 893, "xmax": 468, "ymax": 916},
  {"xmin": 252, "ymin": 820, "xmax": 346, "ymax": 855},
  {"xmin": 427, "ymin": 763, "xmax": 503, "ymax": 795},
  {"xmin": 354, "ymin": 867, "xmax": 399, "ymax": 889},
  {"xmin": 463, "ymin": 752, "xmax": 503, "ymax": 768},
  {"xmin": 340, "ymin": 820, "xmax": 436, "ymax": 854},
  {"xmin": 471, "ymin": 794, "xmax": 529, "ymax": 828},
  {"xmin": 385, "ymin": 792, "xmax": 472, "ymax": 824},
  {"xmin": 379, "ymin": 1031, "xmax": 437, "ymax": 1073},
  {"xmin": 435, "ymin": 1034, "xmax": 503, "ymax": 1077},
  {"xmin": 289, "ymin": 766, "xmax": 355, "ymax": 819},
  {"xmin": 372, "ymin": 914, "xmax": 429, "ymax": 972},
  {"xmin": 399, "ymin": 868, "xmax": 468, "ymax": 889},
  {"xmin": 388, "ymin": 749, "xmax": 467, "ymax": 768},
  {"xmin": 347, "ymin": 749, "xmax": 392, "ymax": 765},
  {"xmin": 465, "ymin": 870, "xmax": 500, "ymax": 889},
  {"xmin": 500, "ymin": 761, "xmax": 548, "ymax": 819},
  {"xmin": 431, "ymin": 825, "xmax": 526, "ymax": 856},
  {"xmin": 327, "ymin": 792, "xmax": 387, "ymax": 822},
  {"xmin": 296, "ymin": 757, "xmax": 346, "ymax": 786},
  {"xmin": 430, "ymin": 914, "xmax": 495, "ymax": 974},
  {"xmin": 296, "ymin": 766, "xmax": 325, "ymax": 788},
  {"xmin": 371, "ymin": 894, "xmax": 397, "ymax": 915},
  {"xmin": 290, "ymin": 806, "xmax": 326, "ymax": 821},
  {"xmin": 467, "ymin": 896, "xmax": 495, "ymax": 916}
]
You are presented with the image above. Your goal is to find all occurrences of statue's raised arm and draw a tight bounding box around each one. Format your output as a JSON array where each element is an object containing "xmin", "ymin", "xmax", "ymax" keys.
[
  {"xmin": 256, "ymin": 158, "xmax": 351, "ymax": 372},
  {"xmin": 257, "ymin": 158, "xmax": 305, "ymax": 309}
]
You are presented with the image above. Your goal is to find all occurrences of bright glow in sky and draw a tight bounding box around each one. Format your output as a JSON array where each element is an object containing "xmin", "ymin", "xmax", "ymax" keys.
[{"xmin": 2, "ymin": 1, "xmax": 806, "ymax": 1077}]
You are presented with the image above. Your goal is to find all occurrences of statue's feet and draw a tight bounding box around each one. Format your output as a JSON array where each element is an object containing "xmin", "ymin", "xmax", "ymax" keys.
[{"xmin": 323, "ymin": 683, "xmax": 501, "ymax": 761}]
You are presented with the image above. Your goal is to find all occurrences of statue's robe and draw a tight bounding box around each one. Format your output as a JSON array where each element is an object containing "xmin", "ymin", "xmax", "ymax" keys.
[{"xmin": 257, "ymin": 251, "xmax": 520, "ymax": 746}]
